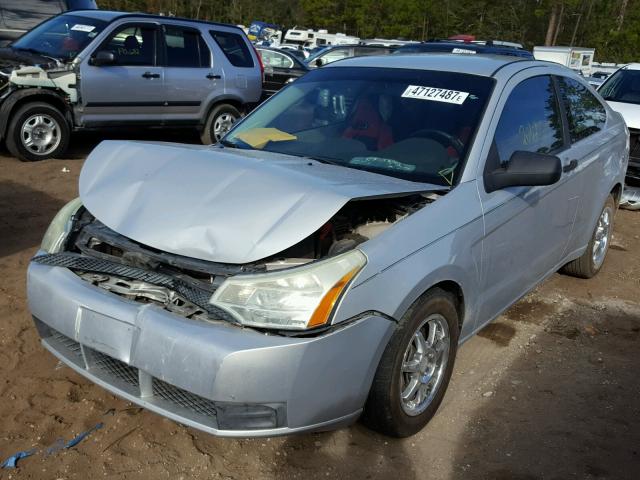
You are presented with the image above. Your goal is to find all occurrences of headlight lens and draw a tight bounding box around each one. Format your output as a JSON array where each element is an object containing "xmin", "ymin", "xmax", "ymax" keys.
[
  {"xmin": 40, "ymin": 198, "xmax": 83, "ymax": 254},
  {"xmin": 210, "ymin": 249, "xmax": 367, "ymax": 330}
]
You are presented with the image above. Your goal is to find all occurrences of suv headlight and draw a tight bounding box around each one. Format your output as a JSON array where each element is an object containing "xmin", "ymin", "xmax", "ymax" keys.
[
  {"xmin": 40, "ymin": 198, "xmax": 83, "ymax": 254},
  {"xmin": 210, "ymin": 250, "xmax": 367, "ymax": 330}
]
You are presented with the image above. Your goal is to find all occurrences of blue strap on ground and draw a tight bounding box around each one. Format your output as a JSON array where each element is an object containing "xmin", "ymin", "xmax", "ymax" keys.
[
  {"xmin": 1, "ymin": 422, "xmax": 103, "ymax": 468},
  {"xmin": 1, "ymin": 449, "xmax": 36, "ymax": 469},
  {"xmin": 64, "ymin": 422, "xmax": 104, "ymax": 449}
]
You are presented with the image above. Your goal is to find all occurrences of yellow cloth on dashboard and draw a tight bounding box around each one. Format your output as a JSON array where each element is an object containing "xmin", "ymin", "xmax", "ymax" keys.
[{"xmin": 234, "ymin": 128, "xmax": 297, "ymax": 149}]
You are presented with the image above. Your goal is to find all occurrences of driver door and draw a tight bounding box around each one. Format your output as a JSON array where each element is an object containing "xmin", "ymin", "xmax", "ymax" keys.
[
  {"xmin": 79, "ymin": 22, "xmax": 165, "ymax": 126},
  {"xmin": 476, "ymin": 74, "xmax": 581, "ymax": 327}
]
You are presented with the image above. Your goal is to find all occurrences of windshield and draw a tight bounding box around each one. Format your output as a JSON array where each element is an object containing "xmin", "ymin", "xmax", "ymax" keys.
[
  {"xmin": 599, "ymin": 69, "xmax": 640, "ymax": 105},
  {"xmin": 12, "ymin": 14, "xmax": 107, "ymax": 61},
  {"xmin": 224, "ymin": 67, "xmax": 494, "ymax": 186}
]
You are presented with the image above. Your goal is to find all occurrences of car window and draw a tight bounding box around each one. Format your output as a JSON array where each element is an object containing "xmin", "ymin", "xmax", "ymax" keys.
[
  {"xmin": 494, "ymin": 76, "xmax": 564, "ymax": 164},
  {"xmin": 598, "ymin": 68, "xmax": 640, "ymax": 105},
  {"xmin": 558, "ymin": 76, "xmax": 606, "ymax": 142},
  {"xmin": 101, "ymin": 24, "xmax": 157, "ymax": 66},
  {"xmin": 164, "ymin": 26, "xmax": 210, "ymax": 68},
  {"xmin": 320, "ymin": 48, "xmax": 352, "ymax": 65},
  {"xmin": 260, "ymin": 50, "xmax": 294, "ymax": 68},
  {"xmin": 209, "ymin": 30, "xmax": 254, "ymax": 67}
]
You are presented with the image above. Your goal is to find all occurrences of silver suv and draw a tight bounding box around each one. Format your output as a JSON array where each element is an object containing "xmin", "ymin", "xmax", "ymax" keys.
[{"xmin": 0, "ymin": 10, "xmax": 262, "ymax": 161}]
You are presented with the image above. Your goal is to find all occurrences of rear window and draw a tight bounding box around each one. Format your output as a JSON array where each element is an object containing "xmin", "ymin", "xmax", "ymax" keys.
[{"xmin": 209, "ymin": 30, "xmax": 254, "ymax": 68}]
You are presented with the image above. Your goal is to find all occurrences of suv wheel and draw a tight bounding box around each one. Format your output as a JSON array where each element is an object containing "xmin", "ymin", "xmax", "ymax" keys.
[
  {"xmin": 200, "ymin": 104, "xmax": 241, "ymax": 145},
  {"xmin": 362, "ymin": 288, "xmax": 459, "ymax": 437},
  {"xmin": 7, "ymin": 102, "xmax": 70, "ymax": 162}
]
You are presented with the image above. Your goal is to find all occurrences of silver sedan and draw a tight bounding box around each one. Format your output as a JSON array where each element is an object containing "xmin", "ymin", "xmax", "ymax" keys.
[{"xmin": 28, "ymin": 54, "xmax": 628, "ymax": 437}]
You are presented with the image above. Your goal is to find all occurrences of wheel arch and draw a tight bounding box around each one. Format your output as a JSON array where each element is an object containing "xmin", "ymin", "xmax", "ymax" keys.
[
  {"xmin": 0, "ymin": 89, "xmax": 71, "ymax": 140},
  {"xmin": 201, "ymin": 96, "xmax": 245, "ymax": 127},
  {"xmin": 610, "ymin": 182, "xmax": 623, "ymax": 207}
]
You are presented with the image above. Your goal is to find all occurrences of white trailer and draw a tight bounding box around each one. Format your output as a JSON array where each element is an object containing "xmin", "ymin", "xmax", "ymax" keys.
[{"xmin": 533, "ymin": 46, "xmax": 595, "ymax": 75}]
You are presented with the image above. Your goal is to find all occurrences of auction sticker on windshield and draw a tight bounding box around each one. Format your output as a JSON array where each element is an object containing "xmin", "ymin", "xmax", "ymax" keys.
[
  {"xmin": 71, "ymin": 24, "xmax": 96, "ymax": 32},
  {"xmin": 401, "ymin": 85, "xmax": 469, "ymax": 105}
]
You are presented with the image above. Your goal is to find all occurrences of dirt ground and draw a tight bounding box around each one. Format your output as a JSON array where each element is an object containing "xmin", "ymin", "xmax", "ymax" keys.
[{"xmin": 0, "ymin": 132, "xmax": 639, "ymax": 480}]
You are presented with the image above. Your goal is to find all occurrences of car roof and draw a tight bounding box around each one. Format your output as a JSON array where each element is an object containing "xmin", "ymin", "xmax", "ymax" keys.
[
  {"xmin": 63, "ymin": 10, "xmax": 243, "ymax": 31},
  {"xmin": 328, "ymin": 53, "xmax": 534, "ymax": 77}
]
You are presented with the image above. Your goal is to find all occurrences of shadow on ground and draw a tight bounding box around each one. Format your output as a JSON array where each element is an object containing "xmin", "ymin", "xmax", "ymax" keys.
[
  {"xmin": 452, "ymin": 299, "xmax": 640, "ymax": 480},
  {"xmin": 0, "ymin": 180, "xmax": 66, "ymax": 258}
]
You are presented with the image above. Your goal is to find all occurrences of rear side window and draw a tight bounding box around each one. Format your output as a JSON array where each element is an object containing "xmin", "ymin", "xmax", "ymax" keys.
[
  {"xmin": 557, "ymin": 77, "xmax": 606, "ymax": 142},
  {"xmin": 164, "ymin": 26, "xmax": 210, "ymax": 68},
  {"xmin": 259, "ymin": 49, "xmax": 294, "ymax": 68},
  {"xmin": 494, "ymin": 75, "xmax": 564, "ymax": 163},
  {"xmin": 209, "ymin": 30, "xmax": 254, "ymax": 68}
]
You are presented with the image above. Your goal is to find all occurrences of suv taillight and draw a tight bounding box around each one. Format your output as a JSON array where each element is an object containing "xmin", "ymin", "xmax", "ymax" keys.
[{"xmin": 253, "ymin": 46, "xmax": 264, "ymax": 83}]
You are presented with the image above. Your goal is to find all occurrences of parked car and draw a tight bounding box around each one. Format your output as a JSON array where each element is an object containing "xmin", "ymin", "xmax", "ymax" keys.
[
  {"xmin": 0, "ymin": 0, "xmax": 97, "ymax": 42},
  {"xmin": 305, "ymin": 44, "xmax": 395, "ymax": 67},
  {"xmin": 257, "ymin": 47, "xmax": 309, "ymax": 97},
  {"xmin": 598, "ymin": 64, "xmax": 640, "ymax": 183},
  {"xmin": 394, "ymin": 40, "xmax": 534, "ymax": 59},
  {"xmin": 0, "ymin": 10, "xmax": 262, "ymax": 161},
  {"xmin": 28, "ymin": 54, "xmax": 626, "ymax": 438}
]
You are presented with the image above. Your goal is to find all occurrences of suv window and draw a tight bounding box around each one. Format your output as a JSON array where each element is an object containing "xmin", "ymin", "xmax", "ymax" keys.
[
  {"xmin": 260, "ymin": 49, "xmax": 294, "ymax": 68},
  {"xmin": 209, "ymin": 30, "xmax": 253, "ymax": 67},
  {"xmin": 557, "ymin": 77, "xmax": 606, "ymax": 142},
  {"xmin": 102, "ymin": 24, "xmax": 157, "ymax": 66},
  {"xmin": 165, "ymin": 26, "xmax": 210, "ymax": 68},
  {"xmin": 494, "ymin": 76, "xmax": 564, "ymax": 164}
]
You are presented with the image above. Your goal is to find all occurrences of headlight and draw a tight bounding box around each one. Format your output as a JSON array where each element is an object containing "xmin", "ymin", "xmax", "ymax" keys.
[
  {"xmin": 40, "ymin": 198, "xmax": 83, "ymax": 254},
  {"xmin": 210, "ymin": 250, "xmax": 367, "ymax": 330}
]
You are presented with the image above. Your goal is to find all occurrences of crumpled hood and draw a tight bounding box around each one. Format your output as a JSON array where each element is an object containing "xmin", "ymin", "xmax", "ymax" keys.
[
  {"xmin": 80, "ymin": 141, "xmax": 441, "ymax": 264},
  {"xmin": 0, "ymin": 47, "xmax": 58, "ymax": 70},
  {"xmin": 606, "ymin": 101, "xmax": 640, "ymax": 130}
]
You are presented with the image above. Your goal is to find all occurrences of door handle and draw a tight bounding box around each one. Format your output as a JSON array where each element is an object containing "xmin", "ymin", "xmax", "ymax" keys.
[
  {"xmin": 206, "ymin": 73, "xmax": 221, "ymax": 80},
  {"xmin": 563, "ymin": 159, "xmax": 578, "ymax": 173},
  {"xmin": 142, "ymin": 71, "xmax": 160, "ymax": 79}
]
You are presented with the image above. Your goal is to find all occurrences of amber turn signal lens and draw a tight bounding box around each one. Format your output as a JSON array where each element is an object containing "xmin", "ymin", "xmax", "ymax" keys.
[{"xmin": 308, "ymin": 267, "xmax": 360, "ymax": 328}]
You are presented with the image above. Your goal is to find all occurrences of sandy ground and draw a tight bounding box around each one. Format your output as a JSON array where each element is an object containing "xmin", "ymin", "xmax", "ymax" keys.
[{"xmin": 0, "ymin": 132, "xmax": 639, "ymax": 479}]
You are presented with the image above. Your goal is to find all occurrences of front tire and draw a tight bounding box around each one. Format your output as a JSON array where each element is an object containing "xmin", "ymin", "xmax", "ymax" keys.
[
  {"xmin": 200, "ymin": 104, "xmax": 241, "ymax": 145},
  {"xmin": 362, "ymin": 288, "xmax": 459, "ymax": 437},
  {"xmin": 6, "ymin": 102, "xmax": 69, "ymax": 161},
  {"xmin": 562, "ymin": 194, "xmax": 616, "ymax": 279}
]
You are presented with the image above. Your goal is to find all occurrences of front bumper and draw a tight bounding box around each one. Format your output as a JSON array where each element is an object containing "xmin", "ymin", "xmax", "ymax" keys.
[{"xmin": 27, "ymin": 260, "xmax": 394, "ymax": 437}]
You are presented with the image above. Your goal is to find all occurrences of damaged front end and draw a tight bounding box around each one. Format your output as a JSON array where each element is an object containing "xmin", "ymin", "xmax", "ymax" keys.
[{"xmin": 34, "ymin": 190, "xmax": 440, "ymax": 332}]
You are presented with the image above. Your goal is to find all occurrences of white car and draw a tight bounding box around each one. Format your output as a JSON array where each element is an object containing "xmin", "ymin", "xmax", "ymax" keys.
[{"xmin": 599, "ymin": 63, "xmax": 640, "ymax": 181}]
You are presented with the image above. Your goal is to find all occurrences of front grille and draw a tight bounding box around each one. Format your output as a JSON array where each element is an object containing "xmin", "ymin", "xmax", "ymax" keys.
[
  {"xmin": 50, "ymin": 329, "xmax": 82, "ymax": 361},
  {"xmin": 153, "ymin": 378, "xmax": 218, "ymax": 418},
  {"xmin": 89, "ymin": 349, "xmax": 139, "ymax": 387},
  {"xmin": 45, "ymin": 328, "xmax": 217, "ymax": 424},
  {"xmin": 32, "ymin": 253, "xmax": 232, "ymax": 321},
  {"xmin": 629, "ymin": 129, "xmax": 640, "ymax": 162}
]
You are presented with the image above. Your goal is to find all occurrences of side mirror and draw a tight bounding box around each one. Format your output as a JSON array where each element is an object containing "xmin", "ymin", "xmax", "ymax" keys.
[
  {"xmin": 485, "ymin": 150, "xmax": 562, "ymax": 193},
  {"xmin": 90, "ymin": 51, "xmax": 116, "ymax": 66}
]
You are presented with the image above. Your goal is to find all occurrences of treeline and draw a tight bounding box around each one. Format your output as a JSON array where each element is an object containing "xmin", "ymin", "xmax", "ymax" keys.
[{"xmin": 97, "ymin": 0, "xmax": 640, "ymax": 62}]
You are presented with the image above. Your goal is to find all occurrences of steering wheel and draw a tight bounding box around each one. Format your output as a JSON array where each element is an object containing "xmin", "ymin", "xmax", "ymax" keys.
[{"xmin": 413, "ymin": 129, "xmax": 465, "ymax": 157}]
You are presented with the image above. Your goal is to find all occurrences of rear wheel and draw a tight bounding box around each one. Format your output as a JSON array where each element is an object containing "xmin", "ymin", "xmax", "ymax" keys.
[
  {"xmin": 362, "ymin": 288, "xmax": 459, "ymax": 437},
  {"xmin": 7, "ymin": 102, "xmax": 69, "ymax": 161},
  {"xmin": 200, "ymin": 104, "xmax": 241, "ymax": 145},
  {"xmin": 562, "ymin": 194, "xmax": 616, "ymax": 278}
]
